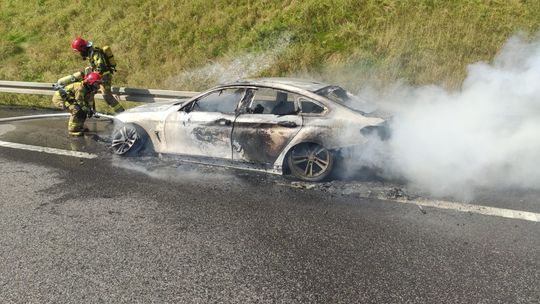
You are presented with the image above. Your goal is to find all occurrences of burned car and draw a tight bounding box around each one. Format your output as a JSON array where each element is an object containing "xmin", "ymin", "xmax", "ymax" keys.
[{"xmin": 111, "ymin": 78, "xmax": 386, "ymax": 181}]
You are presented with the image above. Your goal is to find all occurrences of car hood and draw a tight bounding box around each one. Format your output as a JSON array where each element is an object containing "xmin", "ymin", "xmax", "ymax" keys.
[{"xmin": 124, "ymin": 99, "xmax": 189, "ymax": 113}]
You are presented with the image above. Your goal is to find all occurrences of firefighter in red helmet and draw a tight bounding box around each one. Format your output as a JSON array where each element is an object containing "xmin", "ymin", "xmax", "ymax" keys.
[
  {"xmin": 69, "ymin": 37, "xmax": 125, "ymax": 113},
  {"xmin": 52, "ymin": 72, "xmax": 102, "ymax": 136}
]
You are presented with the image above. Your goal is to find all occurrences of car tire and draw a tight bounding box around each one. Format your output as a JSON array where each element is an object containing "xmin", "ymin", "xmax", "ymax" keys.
[
  {"xmin": 111, "ymin": 123, "xmax": 147, "ymax": 156},
  {"xmin": 287, "ymin": 143, "xmax": 334, "ymax": 182}
]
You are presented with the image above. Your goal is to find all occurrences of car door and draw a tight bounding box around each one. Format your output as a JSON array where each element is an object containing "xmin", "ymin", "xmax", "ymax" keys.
[
  {"xmin": 162, "ymin": 88, "xmax": 246, "ymax": 159},
  {"xmin": 231, "ymin": 88, "xmax": 303, "ymax": 167}
]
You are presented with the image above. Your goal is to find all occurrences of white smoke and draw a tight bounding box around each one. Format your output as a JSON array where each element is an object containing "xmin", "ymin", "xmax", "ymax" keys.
[
  {"xmin": 166, "ymin": 34, "xmax": 291, "ymax": 89},
  {"xmin": 359, "ymin": 34, "xmax": 540, "ymax": 198},
  {"xmin": 117, "ymin": 33, "xmax": 540, "ymax": 200}
]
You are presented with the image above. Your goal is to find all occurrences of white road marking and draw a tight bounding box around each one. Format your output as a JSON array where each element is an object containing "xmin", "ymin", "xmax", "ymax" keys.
[
  {"xmin": 0, "ymin": 140, "xmax": 98, "ymax": 159},
  {"xmin": 394, "ymin": 198, "xmax": 540, "ymax": 222},
  {"xmin": 278, "ymin": 183, "xmax": 540, "ymax": 222}
]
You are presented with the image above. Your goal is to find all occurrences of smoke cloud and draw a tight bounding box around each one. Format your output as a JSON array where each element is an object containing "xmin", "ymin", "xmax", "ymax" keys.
[
  {"xmin": 166, "ymin": 34, "xmax": 291, "ymax": 90},
  {"xmin": 118, "ymin": 33, "xmax": 539, "ymax": 201},
  {"xmin": 357, "ymin": 34, "xmax": 540, "ymax": 198}
]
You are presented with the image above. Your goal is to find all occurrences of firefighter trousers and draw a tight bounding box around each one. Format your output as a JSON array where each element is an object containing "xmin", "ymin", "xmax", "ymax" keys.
[
  {"xmin": 100, "ymin": 74, "xmax": 125, "ymax": 113},
  {"xmin": 51, "ymin": 94, "xmax": 87, "ymax": 135}
]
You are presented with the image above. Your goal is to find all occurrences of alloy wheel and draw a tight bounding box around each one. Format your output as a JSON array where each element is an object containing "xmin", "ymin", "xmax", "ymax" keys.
[
  {"xmin": 289, "ymin": 143, "xmax": 333, "ymax": 181},
  {"xmin": 111, "ymin": 125, "xmax": 140, "ymax": 155}
]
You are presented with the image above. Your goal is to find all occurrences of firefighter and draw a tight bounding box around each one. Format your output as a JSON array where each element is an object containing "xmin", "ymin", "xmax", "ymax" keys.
[
  {"xmin": 70, "ymin": 36, "xmax": 125, "ymax": 113},
  {"xmin": 52, "ymin": 72, "xmax": 102, "ymax": 136}
]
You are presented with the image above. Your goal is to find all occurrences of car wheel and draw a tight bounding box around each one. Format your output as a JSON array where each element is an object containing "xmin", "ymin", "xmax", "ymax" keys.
[
  {"xmin": 287, "ymin": 143, "xmax": 334, "ymax": 182},
  {"xmin": 111, "ymin": 123, "xmax": 146, "ymax": 156}
]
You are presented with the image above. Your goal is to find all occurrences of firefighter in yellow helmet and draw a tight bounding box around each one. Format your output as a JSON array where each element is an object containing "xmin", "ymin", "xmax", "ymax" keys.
[
  {"xmin": 52, "ymin": 72, "xmax": 102, "ymax": 136},
  {"xmin": 70, "ymin": 36, "xmax": 125, "ymax": 113}
]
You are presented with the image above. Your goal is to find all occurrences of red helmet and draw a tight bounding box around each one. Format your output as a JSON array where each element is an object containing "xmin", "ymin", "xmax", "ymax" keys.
[
  {"xmin": 71, "ymin": 37, "xmax": 89, "ymax": 52},
  {"xmin": 84, "ymin": 72, "xmax": 102, "ymax": 86}
]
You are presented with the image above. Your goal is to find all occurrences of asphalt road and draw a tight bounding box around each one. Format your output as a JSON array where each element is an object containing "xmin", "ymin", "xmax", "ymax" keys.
[{"xmin": 0, "ymin": 107, "xmax": 539, "ymax": 303}]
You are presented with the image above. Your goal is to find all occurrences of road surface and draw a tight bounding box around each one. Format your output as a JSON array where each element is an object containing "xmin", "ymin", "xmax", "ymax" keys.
[{"xmin": 0, "ymin": 107, "xmax": 538, "ymax": 303}]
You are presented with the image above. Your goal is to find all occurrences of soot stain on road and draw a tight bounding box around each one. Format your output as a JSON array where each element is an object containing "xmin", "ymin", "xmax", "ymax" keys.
[
  {"xmin": 110, "ymin": 154, "xmax": 540, "ymax": 215},
  {"xmin": 111, "ymin": 154, "xmax": 412, "ymax": 202}
]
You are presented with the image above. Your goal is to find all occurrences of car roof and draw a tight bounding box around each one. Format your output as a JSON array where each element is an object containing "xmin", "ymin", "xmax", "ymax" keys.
[{"xmin": 224, "ymin": 78, "xmax": 331, "ymax": 93}]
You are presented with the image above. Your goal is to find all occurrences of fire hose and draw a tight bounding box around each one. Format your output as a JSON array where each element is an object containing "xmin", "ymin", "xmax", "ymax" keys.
[{"xmin": 0, "ymin": 112, "xmax": 116, "ymax": 123}]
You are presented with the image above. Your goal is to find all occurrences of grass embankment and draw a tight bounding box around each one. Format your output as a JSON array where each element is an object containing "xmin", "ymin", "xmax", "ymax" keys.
[{"xmin": 1, "ymin": 0, "xmax": 540, "ymax": 111}]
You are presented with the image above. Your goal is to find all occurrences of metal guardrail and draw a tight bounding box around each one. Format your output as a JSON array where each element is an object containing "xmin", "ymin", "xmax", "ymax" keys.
[{"xmin": 0, "ymin": 80, "xmax": 199, "ymax": 103}]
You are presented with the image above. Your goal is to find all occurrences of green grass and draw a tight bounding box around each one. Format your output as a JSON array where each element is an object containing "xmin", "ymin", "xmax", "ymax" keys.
[{"xmin": 1, "ymin": 0, "xmax": 540, "ymax": 109}]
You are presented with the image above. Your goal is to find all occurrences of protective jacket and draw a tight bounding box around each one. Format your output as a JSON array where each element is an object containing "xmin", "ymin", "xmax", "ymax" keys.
[
  {"xmin": 88, "ymin": 46, "xmax": 115, "ymax": 76},
  {"xmin": 53, "ymin": 82, "xmax": 93, "ymax": 112}
]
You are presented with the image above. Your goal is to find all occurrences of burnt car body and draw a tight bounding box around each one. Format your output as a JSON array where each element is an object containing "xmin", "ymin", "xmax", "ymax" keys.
[{"xmin": 111, "ymin": 78, "xmax": 386, "ymax": 181}]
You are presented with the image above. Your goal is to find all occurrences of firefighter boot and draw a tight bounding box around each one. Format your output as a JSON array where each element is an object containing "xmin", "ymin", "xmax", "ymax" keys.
[{"xmin": 67, "ymin": 106, "xmax": 88, "ymax": 136}]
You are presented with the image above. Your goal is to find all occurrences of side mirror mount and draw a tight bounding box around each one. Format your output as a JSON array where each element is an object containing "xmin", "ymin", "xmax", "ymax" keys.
[{"xmin": 181, "ymin": 100, "xmax": 197, "ymax": 113}]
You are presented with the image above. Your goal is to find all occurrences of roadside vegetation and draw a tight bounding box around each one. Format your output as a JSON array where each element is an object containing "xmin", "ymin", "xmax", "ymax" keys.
[{"xmin": 1, "ymin": 0, "xmax": 539, "ymax": 111}]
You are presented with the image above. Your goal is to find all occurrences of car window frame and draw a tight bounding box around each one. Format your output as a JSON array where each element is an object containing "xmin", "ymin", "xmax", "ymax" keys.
[
  {"xmin": 297, "ymin": 96, "xmax": 328, "ymax": 116},
  {"xmin": 245, "ymin": 87, "xmax": 300, "ymax": 116},
  {"xmin": 182, "ymin": 88, "xmax": 247, "ymax": 114}
]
